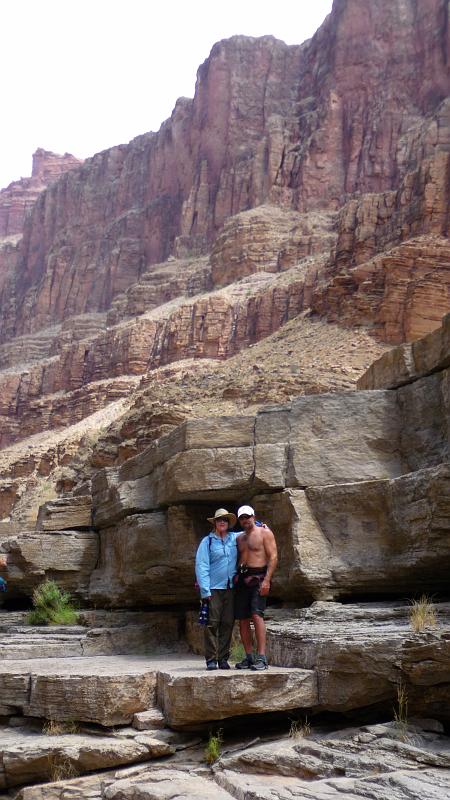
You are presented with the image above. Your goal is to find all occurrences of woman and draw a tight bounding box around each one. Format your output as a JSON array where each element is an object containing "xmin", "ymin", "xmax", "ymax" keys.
[{"xmin": 195, "ymin": 508, "xmax": 239, "ymax": 670}]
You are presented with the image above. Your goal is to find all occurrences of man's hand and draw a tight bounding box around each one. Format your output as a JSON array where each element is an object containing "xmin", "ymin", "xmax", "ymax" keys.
[
  {"xmin": 259, "ymin": 578, "xmax": 271, "ymax": 596},
  {"xmin": 0, "ymin": 556, "xmax": 7, "ymax": 569}
]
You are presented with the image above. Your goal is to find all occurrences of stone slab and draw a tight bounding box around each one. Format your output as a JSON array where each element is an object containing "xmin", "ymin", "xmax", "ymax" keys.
[
  {"xmin": 157, "ymin": 663, "xmax": 318, "ymax": 727},
  {"xmin": 217, "ymin": 720, "xmax": 450, "ymax": 799},
  {"xmin": 0, "ymin": 611, "xmax": 183, "ymax": 660},
  {"xmin": 36, "ymin": 496, "xmax": 92, "ymax": 531},
  {"xmin": 105, "ymin": 770, "xmax": 235, "ymax": 799},
  {"xmin": 265, "ymin": 602, "xmax": 450, "ymax": 719},
  {"xmin": 0, "ymin": 530, "xmax": 98, "ymax": 599},
  {"xmin": 358, "ymin": 311, "xmax": 450, "ymax": 390},
  {"xmin": 286, "ymin": 390, "xmax": 404, "ymax": 486},
  {"xmin": 0, "ymin": 724, "xmax": 173, "ymax": 789},
  {"xmin": 0, "ymin": 656, "xmax": 161, "ymax": 726}
]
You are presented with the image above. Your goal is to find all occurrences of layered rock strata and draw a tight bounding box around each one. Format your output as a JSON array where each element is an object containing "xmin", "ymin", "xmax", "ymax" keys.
[
  {"xmin": 1, "ymin": 0, "xmax": 449, "ymax": 343},
  {"xmin": 0, "ymin": 149, "xmax": 81, "ymax": 239},
  {"xmin": 359, "ymin": 310, "xmax": 450, "ymax": 389},
  {"xmin": 266, "ymin": 602, "xmax": 450, "ymax": 718}
]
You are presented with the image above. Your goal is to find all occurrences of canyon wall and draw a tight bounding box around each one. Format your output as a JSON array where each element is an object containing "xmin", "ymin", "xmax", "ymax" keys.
[
  {"xmin": 0, "ymin": 0, "xmax": 449, "ymax": 341},
  {"xmin": 0, "ymin": 148, "xmax": 81, "ymax": 238}
]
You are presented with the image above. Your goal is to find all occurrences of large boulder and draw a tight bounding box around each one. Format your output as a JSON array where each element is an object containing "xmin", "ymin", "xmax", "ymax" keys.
[
  {"xmin": 0, "ymin": 530, "xmax": 98, "ymax": 600},
  {"xmin": 255, "ymin": 464, "xmax": 450, "ymax": 600},
  {"xmin": 358, "ymin": 311, "xmax": 450, "ymax": 390},
  {"xmin": 157, "ymin": 664, "xmax": 318, "ymax": 727},
  {"xmin": 92, "ymin": 390, "xmax": 410, "ymax": 532},
  {"xmin": 265, "ymin": 602, "xmax": 450, "ymax": 719},
  {"xmin": 89, "ymin": 507, "xmax": 201, "ymax": 606}
]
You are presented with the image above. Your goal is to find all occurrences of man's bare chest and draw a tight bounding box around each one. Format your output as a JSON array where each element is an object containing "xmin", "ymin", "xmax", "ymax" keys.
[{"xmin": 245, "ymin": 530, "xmax": 264, "ymax": 552}]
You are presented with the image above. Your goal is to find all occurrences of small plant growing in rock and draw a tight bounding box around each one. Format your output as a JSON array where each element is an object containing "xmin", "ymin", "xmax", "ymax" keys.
[
  {"xmin": 289, "ymin": 716, "xmax": 311, "ymax": 739},
  {"xmin": 27, "ymin": 580, "xmax": 79, "ymax": 626},
  {"xmin": 409, "ymin": 595, "xmax": 438, "ymax": 632},
  {"xmin": 393, "ymin": 681, "xmax": 409, "ymax": 741},
  {"xmin": 205, "ymin": 729, "xmax": 223, "ymax": 765},
  {"xmin": 47, "ymin": 754, "xmax": 79, "ymax": 781},
  {"xmin": 43, "ymin": 719, "xmax": 80, "ymax": 736}
]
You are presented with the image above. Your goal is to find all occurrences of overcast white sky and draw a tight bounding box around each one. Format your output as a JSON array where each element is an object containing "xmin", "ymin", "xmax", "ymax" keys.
[{"xmin": 1, "ymin": 0, "xmax": 333, "ymax": 189}]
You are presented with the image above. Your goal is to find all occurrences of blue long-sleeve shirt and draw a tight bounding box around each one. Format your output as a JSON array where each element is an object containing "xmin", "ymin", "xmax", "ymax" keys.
[{"xmin": 195, "ymin": 531, "xmax": 240, "ymax": 599}]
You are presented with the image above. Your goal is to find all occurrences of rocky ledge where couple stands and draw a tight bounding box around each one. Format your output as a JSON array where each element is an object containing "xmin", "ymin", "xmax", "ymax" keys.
[{"xmin": 0, "ymin": 655, "xmax": 317, "ymax": 728}]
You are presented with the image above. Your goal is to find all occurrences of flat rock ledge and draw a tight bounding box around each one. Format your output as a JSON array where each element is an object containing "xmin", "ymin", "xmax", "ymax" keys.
[
  {"xmin": 0, "ymin": 655, "xmax": 317, "ymax": 729},
  {"xmin": 157, "ymin": 663, "xmax": 318, "ymax": 727},
  {"xmin": 0, "ymin": 656, "xmax": 159, "ymax": 726},
  {"xmin": 0, "ymin": 724, "xmax": 174, "ymax": 789}
]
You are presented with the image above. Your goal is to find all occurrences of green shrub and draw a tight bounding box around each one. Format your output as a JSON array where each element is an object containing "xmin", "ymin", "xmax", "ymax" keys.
[
  {"xmin": 205, "ymin": 729, "xmax": 223, "ymax": 765},
  {"xmin": 27, "ymin": 580, "xmax": 78, "ymax": 626}
]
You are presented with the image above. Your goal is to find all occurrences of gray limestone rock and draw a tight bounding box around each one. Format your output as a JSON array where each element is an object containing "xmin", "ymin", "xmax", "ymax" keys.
[
  {"xmin": 265, "ymin": 602, "xmax": 450, "ymax": 718},
  {"xmin": 0, "ymin": 530, "xmax": 98, "ymax": 600},
  {"xmin": 254, "ymin": 463, "xmax": 450, "ymax": 600},
  {"xmin": 0, "ymin": 724, "xmax": 173, "ymax": 789}
]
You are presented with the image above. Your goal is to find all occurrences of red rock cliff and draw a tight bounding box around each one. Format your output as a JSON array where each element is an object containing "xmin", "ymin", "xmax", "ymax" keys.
[
  {"xmin": 0, "ymin": 0, "xmax": 449, "ymax": 343},
  {"xmin": 0, "ymin": 148, "xmax": 82, "ymax": 238}
]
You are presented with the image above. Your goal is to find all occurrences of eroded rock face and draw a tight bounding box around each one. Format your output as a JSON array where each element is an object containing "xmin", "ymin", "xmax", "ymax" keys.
[
  {"xmin": 0, "ymin": 149, "xmax": 82, "ymax": 239},
  {"xmin": 216, "ymin": 721, "xmax": 450, "ymax": 800},
  {"xmin": 0, "ymin": 0, "xmax": 449, "ymax": 341},
  {"xmin": 265, "ymin": 602, "xmax": 450, "ymax": 717},
  {"xmin": 0, "ymin": 724, "xmax": 173, "ymax": 789},
  {"xmin": 210, "ymin": 206, "xmax": 336, "ymax": 287},
  {"xmin": 255, "ymin": 465, "xmax": 450, "ymax": 601},
  {"xmin": 0, "ymin": 530, "xmax": 98, "ymax": 600}
]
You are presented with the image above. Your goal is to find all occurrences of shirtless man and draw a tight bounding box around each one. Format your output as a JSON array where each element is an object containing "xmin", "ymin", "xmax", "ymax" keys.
[{"xmin": 234, "ymin": 505, "xmax": 278, "ymax": 671}]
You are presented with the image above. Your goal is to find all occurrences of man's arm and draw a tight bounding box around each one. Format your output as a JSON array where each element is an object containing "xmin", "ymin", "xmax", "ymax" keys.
[{"xmin": 260, "ymin": 528, "xmax": 277, "ymax": 596}]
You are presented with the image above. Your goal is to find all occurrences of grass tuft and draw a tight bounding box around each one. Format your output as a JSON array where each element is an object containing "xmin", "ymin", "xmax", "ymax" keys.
[
  {"xmin": 409, "ymin": 595, "xmax": 438, "ymax": 632},
  {"xmin": 47, "ymin": 754, "xmax": 79, "ymax": 781},
  {"xmin": 205, "ymin": 729, "xmax": 223, "ymax": 765},
  {"xmin": 27, "ymin": 580, "xmax": 79, "ymax": 626},
  {"xmin": 43, "ymin": 719, "xmax": 80, "ymax": 736},
  {"xmin": 393, "ymin": 681, "xmax": 409, "ymax": 741},
  {"xmin": 289, "ymin": 716, "xmax": 311, "ymax": 739}
]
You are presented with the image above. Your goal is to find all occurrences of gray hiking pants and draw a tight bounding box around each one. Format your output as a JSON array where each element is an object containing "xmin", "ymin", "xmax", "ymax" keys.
[{"xmin": 204, "ymin": 588, "xmax": 234, "ymax": 663}]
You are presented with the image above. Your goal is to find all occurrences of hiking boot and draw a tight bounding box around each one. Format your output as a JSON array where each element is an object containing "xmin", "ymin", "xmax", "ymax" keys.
[
  {"xmin": 218, "ymin": 660, "xmax": 231, "ymax": 669},
  {"xmin": 251, "ymin": 656, "xmax": 268, "ymax": 671},
  {"xmin": 206, "ymin": 659, "xmax": 218, "ymax": 670},
  {"xmin": 235, "ymin": 655, "xmax": 254, "ymax": 670}
]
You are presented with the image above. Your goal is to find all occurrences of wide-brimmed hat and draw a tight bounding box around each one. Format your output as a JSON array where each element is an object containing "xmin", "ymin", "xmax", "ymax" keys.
[{"xmin": 207, "ymin": 508, "xmax": 237, "ymax": 527}]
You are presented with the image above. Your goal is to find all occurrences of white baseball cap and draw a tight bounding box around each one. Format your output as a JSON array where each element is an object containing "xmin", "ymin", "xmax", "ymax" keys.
[{"xmin": 237, "ymin": 505, "xmax": 255, "ymax": 518}]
